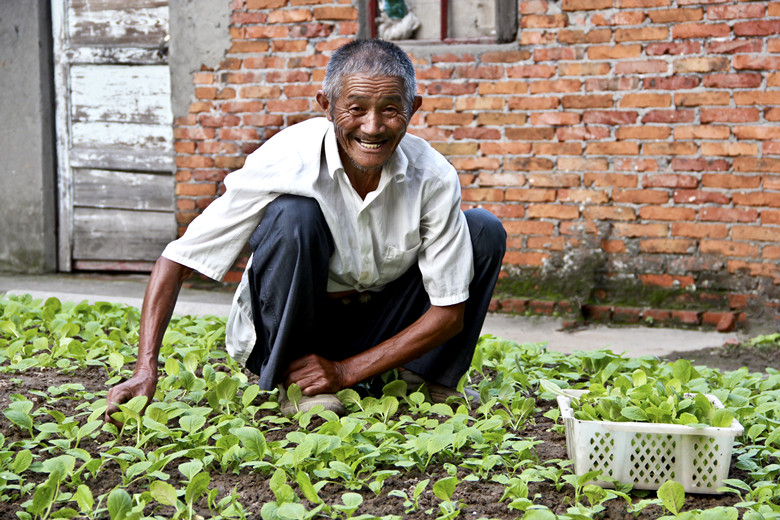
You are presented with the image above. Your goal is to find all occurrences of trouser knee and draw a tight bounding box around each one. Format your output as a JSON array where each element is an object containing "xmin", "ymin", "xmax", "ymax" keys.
[
  {"xmin": 465, "ymin": 208, "xmax": 507, "ymax": 265},
  {"xmin": 249, "ymin": 195, "xmax": 331, "ymax": 257}
]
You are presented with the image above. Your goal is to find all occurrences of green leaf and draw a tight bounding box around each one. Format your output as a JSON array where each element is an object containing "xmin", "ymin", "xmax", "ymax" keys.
[
  {"xmin": 672, "ymin": 359, "xmax": 693, "ymax": 384},
  {"xmin": 286, "ymin": 384, "xmax": 302, "ymax": 410},
  {"xmin": 12, "ymin": 449, "xmax": 32, "ymax": 473},
  {"xmin": 75, "ymin": 484, "xmax": 95, "ymax": 513},
  {"xmin": 657, "ymin": 480, "xmax": 685, "ymax": 515},
  {"xmin": 77, "ymin": 420, "xmax": 102, "ymax": 440},
  {"xmin": 107, "ymin": 352, "xmax": 125, "ymax": 372},
  {"xmin": 151, "ymin": 480, "xmax": 179, "ymax": 507},
  {"xmin": 178, "ymin": 459, "xmax": 204, "ymax": 481},
  {"xmin": 4, "ymin": 409, "xmax": 33, "ymax": 433},
  {"xmin": 234, "ymin": 426, "xmax": 266, "ymax": 460},
  {"xmin": 106, "ymin": 488, "xmax": 133, "ymax": 520},
  {"xmin": 342, "ymin": 492, "xmax": 363, "ymax": 508},
  {"xmin": 51, "ymin": 507, "xmax": 79, "ymax": 518},
  {"xmin": 28, "ymin": 479, "xmax": 56, "ymax": 515},
  {"xmin": 413, "ymin": 479, "xmax": 429, "ymax": 499},
  {"xmin": 296, "ymin": 470, "xmax": 321, "ymax": 504},
  {"xmin": 382, "ymin": 379, "xmax": 408, "ymax": 399},
  {"xmin": 179, "ymin": 414, "xmax": 206, "ymax": 433},
  {"xmin": 631, "ymin": 369, "xmax": 647, "ymax": 387},
  {"xmin": 711, "ymin": 409, "xmax": 734, "ymax": 428},
  {"xmin": 216, "ymin": 377, "xmax": 239, "ymax": 402},
  {"xmin": 242, "ymin": 385, "xmax": 260, "ymax": 408},
  {"xmin": 42, "ymin": 455, "xmax": 76, "ymax": 481},
  {"xmin": 185, "ymin": 471, "xmax": 210, "ymax": 506},
  {"xmin": 700, "ymin": 507, "xmax": 738, "ymax": 520},
  {"xmin": 432, "ymin": 476, "xmax": 457, "ymax": 502},
  {"xmin": 522, "ymin": 509, "xmax": 556, "ymax": 520},
  {"xmin": 620, "ymin": 406, "xmax": 648, "ymax": 422}
]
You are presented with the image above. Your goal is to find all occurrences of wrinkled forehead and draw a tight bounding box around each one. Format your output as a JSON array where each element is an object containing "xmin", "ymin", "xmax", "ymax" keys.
[{"xmin": 338, "ymin": 74, "xmax": 406, "ymax": 100}]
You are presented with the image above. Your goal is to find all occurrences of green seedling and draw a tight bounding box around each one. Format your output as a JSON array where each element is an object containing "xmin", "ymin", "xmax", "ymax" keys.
[
  {"xmin": 4, "ymin": 398, "xmax": 35, "ymax": 437},
  {"xmin": 657, "ymin": 480, "xmax": 686, "ymax": 518},
  {"xmin": 388, "ymin": 478, "xmax": 429, "ymax": 513},
  {"xmin": 332, "ymin": 492, "xmax": 363, "ymax": 518},
  {"xmin": 432, "ymin": 476, "xmax": 461, "ymax": 520}
]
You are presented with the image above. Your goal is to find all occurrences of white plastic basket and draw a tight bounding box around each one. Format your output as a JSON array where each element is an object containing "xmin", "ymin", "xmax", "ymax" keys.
[{"xmin": 557, "ymin": 390, "xmax": 744, "ymax": 494}]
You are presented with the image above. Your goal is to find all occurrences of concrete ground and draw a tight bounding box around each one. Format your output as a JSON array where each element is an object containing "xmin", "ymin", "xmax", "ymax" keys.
[{"xmin": 0, "ymin": 272, "xmax": 738, "ymax": 358}]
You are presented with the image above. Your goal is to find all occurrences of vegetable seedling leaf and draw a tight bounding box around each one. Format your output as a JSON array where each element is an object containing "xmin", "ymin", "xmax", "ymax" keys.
[
  {"xmin": 106, "ymin": 488, "xmax": 133, "ymax": 520},
  {"xmin": 712, "ymin": 409, "xmax": 734, "ymax": 428},
  {"xmin": 296, "ymin": 470, "xmax": 321, "ymax": 504},
  {"xmin": 150, "ymin": 480, "xmax": 178, "ymax": 507},
  {"xmin": 620, "ymin": 406, "xmax": 648, "ymax": 422},
  {"xmin": 178, "ymin": 459, "xmax": 204, "ymax": 481},
  {"xmin": 234, "ymin": 426, "xmax": 266, "ymax": 460},
  {"xmin": 185, "ymin": 471, "xmax": 210, "ymax": 506},
  {"xmin": 657, "ymin": 480, "xmax": 685, "ymax": 515},
  {"xmin": 432, "ymin": 476, "xmax": 457, "ymax": 502},
  {"xmin": 75, "ymin": 484, "xmax": 94, "ymax": 513}
]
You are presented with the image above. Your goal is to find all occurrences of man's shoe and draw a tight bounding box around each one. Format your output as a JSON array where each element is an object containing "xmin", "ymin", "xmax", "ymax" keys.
[
  {"xmin": 397, "ymin": 369, "xmax": 480, "ymax": 405},
  {"xmin": 277, "ymin": 385, "xmax": 346, "ymax": 416}
]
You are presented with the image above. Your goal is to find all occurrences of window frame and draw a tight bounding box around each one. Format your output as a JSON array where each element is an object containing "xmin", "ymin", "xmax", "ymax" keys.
[{"xmin": 358, "ymin": 0, "xmax": 518, "ymax": 44}]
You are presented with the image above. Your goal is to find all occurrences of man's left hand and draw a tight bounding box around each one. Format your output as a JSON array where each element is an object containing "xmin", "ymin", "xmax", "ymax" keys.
[{"xmin": 283, "ymin": 353, "xmax": 347, "ymax": 395}]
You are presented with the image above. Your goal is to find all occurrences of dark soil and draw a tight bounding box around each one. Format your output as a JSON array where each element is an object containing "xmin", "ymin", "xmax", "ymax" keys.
[{"xmin": 0, "ymin": 343, "xmax": 773, "ymax": 519}]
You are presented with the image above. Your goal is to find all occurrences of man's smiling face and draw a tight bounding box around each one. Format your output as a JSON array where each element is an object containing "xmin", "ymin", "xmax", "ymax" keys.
[{"xmin": 318, "ymin": 73, "xmax": 420, "ymax": 178}]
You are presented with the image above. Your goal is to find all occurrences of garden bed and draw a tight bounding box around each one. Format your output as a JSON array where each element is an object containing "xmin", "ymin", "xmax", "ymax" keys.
[{"xmin": 1, "ymin": 295, "xmax": 778, "ymax": 519}]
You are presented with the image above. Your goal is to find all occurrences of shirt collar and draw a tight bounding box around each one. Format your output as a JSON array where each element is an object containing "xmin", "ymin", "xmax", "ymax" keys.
[{"xmin": 323, "ymin": 123, "xmax": 408, "ymax": 183}]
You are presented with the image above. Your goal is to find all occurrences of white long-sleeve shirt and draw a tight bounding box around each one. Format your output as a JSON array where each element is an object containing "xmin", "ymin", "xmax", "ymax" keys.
[{"xmin": 162, "ymin": 117, "xmax": 474, "ymax": 365}]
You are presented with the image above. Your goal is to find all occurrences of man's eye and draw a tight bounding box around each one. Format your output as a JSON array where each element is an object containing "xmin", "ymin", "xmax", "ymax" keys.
[{"xmin": 349, "ymin": 107, "xmax": 364, "ymax": 115}]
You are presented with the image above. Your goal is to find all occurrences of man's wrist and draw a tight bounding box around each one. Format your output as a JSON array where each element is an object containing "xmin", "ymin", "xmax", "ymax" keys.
[{"xmin": 133, "ymin": 362, "xmax": 158, "ymax": 379}]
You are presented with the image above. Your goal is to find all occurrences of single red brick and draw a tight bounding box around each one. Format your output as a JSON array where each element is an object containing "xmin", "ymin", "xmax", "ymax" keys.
[
  {"xmin": 582, "ymin": 110, "xmax": 638, "ymax": 125},
  {"xmin": 527, "ymin": 300, "xmax": 555, "ymax": 315},
  {"xmin": 649, "ymin": 8, "xmax": 703, "ymax": 23},
  {"xmin": 672, "ymin": 310, "xmax": 701, "ymax": 326},
  {"xmin": 644, "ymin": 308, "xmax": 672, "ymax": 324},
  {"xmin": 500, "ymin": 298, "xmax": 530, "ymax": 313},
  {"xmin": 641, "ymin": 239, "xmax": 695, "ymax": 254},
  {"xmin": 734, "ymin": 20, "xmax": 780, "ymax": 36},
  {"xmin": 613, "ymin": 307, "xmax": 643, "ymax": 323},
  {"xmin": 643, "ymin": 76, "xmax": 700, "ymax": 90},
  {"xmin": 673, "ymin": 22, "xmax": 730, "ymax": 39},
  {"xmin": 646, "ymin": 41, "xmax": 701, "ymax": 55},
  {"xmin": 584, "ymin": 305, "xmax": 612, "ymax": 321},
  {"xmin": 503, "ymin": 251, "xmax": 551, "ymax": 266}
]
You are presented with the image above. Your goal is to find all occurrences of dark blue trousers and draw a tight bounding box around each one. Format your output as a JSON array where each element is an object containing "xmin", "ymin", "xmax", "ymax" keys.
[{"xmin": 245, "ymin": 195, "xmax": 506, "ymax": 391}]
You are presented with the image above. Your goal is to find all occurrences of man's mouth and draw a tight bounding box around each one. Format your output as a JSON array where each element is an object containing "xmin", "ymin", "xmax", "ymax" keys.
[{"xmin": 356, "ymin": 138, "xmax": 385, "ymax": 150}]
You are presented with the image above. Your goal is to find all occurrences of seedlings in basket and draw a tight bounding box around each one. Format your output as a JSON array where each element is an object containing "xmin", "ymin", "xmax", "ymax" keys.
[{"xmin": 544, "ymin": 361, "xmax": 736, "ymax": 428}]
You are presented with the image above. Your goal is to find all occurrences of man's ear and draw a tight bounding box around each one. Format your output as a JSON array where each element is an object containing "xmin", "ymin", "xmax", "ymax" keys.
[
  {"xmin": 316, "ymin": 90, "xmax": 332, "ymax": 120},
  {"xmin": 411, "ymin": 95, "xmax": 423, "ymax": 116}
]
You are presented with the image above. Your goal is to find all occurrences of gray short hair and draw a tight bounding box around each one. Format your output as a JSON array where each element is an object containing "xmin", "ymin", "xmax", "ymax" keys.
[{"xmin": 322, "ymin": 39, "xmax": 418, "ymax": 116}]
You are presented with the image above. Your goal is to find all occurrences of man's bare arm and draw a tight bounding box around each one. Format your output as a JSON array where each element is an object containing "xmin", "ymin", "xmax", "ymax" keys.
[
  {"xmin": 104, "ymin": 256, "xmax": 193, "ymax": 425},
  {"xmin": 283, "ymin": 302, "xmax": 465, "ymax": 395}
]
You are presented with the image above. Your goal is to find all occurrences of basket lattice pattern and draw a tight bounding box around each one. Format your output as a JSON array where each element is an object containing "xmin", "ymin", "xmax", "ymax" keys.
[
  {"xmin": 587, "ymin": 432, "xmax": 616, "ymax": 477},
  {"xmin": 690, "ymin": 437, "xmax": 720, "ymax": 489},
  {"xmin": 627, "ymin": 433, "xmax": 678, "ymax": 485}
]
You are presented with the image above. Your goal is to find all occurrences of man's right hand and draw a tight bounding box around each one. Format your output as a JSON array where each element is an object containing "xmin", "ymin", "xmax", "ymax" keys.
[
  {"xmin": 104, "ymin": 369, "xmax": 158, "ymax": 427},
  {"xmin": 102, "ymin": 256, "xmax": 192, "ymax": 429}
]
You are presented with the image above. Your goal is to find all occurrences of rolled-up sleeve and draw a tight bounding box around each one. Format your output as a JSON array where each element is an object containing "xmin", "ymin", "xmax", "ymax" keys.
[
  {"xmin": 161, "ymin": 162, "xmax": 278, "ymax": 281},
  {"xmin": 417, "ymin": 169, "xmax": 474, "ymax": 306}
]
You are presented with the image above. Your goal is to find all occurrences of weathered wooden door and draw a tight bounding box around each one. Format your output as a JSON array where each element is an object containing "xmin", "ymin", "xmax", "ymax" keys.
[{"xmin": 52, "ymin": 0, "xmax": 175, "ymax": 271}]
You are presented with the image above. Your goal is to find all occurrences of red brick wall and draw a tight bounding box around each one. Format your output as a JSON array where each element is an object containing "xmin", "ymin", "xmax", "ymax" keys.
[{"xmin": 174, "ymin": 0, "xmax": 780, "ymax": 320}]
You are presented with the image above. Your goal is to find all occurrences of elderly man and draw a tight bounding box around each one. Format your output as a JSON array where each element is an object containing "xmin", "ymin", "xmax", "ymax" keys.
[{"xmin": 105, "ymin": 39, "xmax": 505, "ymax": 419}]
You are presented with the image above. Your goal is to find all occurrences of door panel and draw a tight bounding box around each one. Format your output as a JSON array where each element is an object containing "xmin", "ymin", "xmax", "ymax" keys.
[{"xmin": 53, "ymin": 0, "xmax": 174, "ymax": 271}]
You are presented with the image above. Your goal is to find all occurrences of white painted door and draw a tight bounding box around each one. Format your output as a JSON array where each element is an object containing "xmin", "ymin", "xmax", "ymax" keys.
[{"xmin": 53, "ymin": 0, "xmax": 175, "ymax": 271}]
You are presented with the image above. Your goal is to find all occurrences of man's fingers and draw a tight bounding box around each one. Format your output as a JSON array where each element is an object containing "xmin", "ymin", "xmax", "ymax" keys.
[{"xmin": 104, "ymin": 386, "xmax": 132, "ymax": 424}]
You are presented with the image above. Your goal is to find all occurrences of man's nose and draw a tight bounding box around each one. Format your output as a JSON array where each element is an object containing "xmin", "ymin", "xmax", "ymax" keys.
[{"xmin": 361, "ymin": 110, "xmax": 383, "ymax": 134}]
